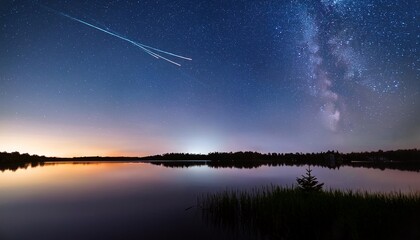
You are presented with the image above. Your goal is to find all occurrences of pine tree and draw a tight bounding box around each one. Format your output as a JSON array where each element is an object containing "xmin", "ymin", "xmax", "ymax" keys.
[{"xmin": 296, "ymin": 166, "xmax": 324, "ymax": 192}]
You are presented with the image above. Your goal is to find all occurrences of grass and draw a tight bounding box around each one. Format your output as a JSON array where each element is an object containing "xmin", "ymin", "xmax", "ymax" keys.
[{"xmin": 199, "ymin": 186, "xmax": 420, "ymax": 240}]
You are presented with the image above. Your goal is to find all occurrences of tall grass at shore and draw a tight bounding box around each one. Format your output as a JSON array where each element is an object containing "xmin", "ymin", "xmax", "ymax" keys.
[{"xmin": 199, "ymin": 186, "xmax": 420, "ymax": 240}]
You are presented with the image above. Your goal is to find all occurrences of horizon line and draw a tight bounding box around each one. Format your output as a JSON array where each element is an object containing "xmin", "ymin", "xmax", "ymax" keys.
[{"xmin": 1, "ymin": 148, "xmax": 418, "ymax": 159}]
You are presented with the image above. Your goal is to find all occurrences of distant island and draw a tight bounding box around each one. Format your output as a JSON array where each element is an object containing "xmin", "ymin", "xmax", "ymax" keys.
[{"xmin": 1, "ymin": 149, "xmax": 419, "ymax": 172}]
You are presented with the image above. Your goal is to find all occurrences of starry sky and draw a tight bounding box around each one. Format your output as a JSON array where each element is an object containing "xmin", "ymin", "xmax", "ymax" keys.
[{"xmin": 1, "ymin": 0, "xmax": 419, "ymax": 157}]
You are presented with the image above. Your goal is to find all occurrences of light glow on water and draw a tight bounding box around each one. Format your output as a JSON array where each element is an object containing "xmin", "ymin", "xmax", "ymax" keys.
[{"xmin": 0, "ymin": 162, "xmax": 419, "ymax": 239}]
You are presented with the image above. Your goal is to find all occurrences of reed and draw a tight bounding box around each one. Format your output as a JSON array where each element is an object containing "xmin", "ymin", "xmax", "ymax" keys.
[{"xmin": 199, "ymin": 186, "xmax": 420, "ymax": 240}]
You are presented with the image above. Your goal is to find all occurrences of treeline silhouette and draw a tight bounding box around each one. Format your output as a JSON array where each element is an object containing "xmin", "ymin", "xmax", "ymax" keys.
[
  {"xmin": 144, "ymin": 149, "xmax": 420, "ymax": 171},
  {"xmin": 0, "ymin": 152, "xmax": 142, "ymax": 172},
  {"xmin": 1, "ymin": 149, "xmax": 419, "ymax": 172},
  {"xmin": 0, "ymin": 152, "xmax": 49, "ymax": 172}
]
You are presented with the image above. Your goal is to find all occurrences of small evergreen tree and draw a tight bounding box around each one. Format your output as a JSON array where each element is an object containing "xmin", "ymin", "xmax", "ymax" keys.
[{"xmin": 296, "ymin": 166, "xmax": 324, "ymax": 192}]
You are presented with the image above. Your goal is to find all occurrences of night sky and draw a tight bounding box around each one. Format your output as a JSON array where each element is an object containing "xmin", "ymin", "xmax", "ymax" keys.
[{"xmin": 1, "ymin": 0, "xmax": 419, "ymax": 157}]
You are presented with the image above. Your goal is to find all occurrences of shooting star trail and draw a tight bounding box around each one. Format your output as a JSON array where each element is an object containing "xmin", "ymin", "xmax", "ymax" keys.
[{"xmin": 46, "ymin": 8, "xmax": 191, "ymax": 66}]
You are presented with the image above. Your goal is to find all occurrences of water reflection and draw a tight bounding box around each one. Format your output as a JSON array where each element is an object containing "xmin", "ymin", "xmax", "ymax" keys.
[
  {"xmin": 0, "ymin": 161, "xmax": 45, "ymax": 172},
  {"xmin": 0, "ymin": 162, "xmax": 419, "ymax": 240},
  {"xmin": 150, "ymin": 160, "xmax": 420, "ymax": 172}
]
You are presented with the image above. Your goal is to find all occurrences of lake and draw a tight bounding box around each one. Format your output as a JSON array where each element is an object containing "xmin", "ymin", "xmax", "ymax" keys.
[{"xmin": 0, "ymin": 162, "xmax": 419, "ymax": 240}]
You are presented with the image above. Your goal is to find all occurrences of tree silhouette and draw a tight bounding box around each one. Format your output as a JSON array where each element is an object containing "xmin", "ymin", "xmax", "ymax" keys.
[{"xmin": 296, "ymin": 166, "xmax": 324, "ymax": 192}]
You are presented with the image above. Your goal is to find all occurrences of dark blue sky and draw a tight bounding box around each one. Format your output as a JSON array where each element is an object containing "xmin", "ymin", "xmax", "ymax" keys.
[{"xmin": 1, "ymin": 0, "xmax": 419, "ymax": 157}]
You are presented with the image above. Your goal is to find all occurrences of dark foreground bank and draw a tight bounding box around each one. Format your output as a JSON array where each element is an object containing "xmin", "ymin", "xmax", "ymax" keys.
[{"xmin": 199, "ymin": 186, "xmax": 420, "ymax": 240}]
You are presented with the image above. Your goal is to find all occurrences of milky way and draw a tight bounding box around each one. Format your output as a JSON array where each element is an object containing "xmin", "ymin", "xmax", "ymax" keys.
[
  {"xmin": 295, "ymin": 0, "xmax": 416, "ymax": 135},
  {"xmin": 300, "ymin": 8, "xmax": 342, "ymax": 132}
]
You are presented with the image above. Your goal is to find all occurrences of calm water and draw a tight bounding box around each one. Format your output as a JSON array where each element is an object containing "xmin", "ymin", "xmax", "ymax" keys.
[{"xmin": 0, "ymin": 162, "xmax": 419, "ymax": 240}]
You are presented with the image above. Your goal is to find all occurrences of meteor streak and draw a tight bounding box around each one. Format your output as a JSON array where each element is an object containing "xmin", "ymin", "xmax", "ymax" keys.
[{"xmin": 47, "ymin": 8, "xmax": 191, "ymax": 66}]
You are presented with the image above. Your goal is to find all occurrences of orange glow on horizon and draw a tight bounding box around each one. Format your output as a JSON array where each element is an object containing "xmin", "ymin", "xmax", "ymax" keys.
[{"xmin": 0, "ymin": 120, "xmax": 163, "ymax": 157}]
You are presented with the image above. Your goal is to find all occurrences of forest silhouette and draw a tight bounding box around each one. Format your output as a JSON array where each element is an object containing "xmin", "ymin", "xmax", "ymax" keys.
[{"xmin": 1, "ymin": 149, "xmax": 419, "ymax": 172}]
